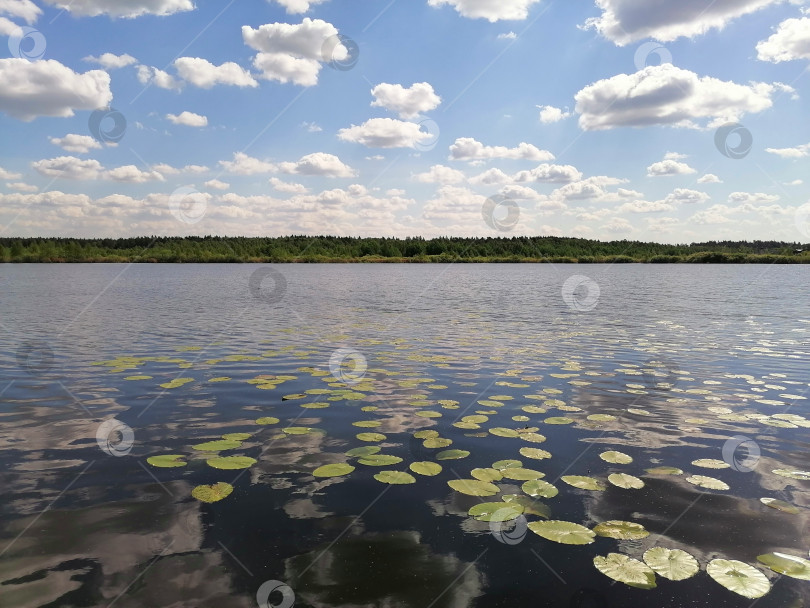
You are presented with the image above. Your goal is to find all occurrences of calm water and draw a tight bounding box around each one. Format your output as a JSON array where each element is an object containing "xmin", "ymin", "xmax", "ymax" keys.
[{"xmin": 1, "ymin": 264, "xmax": 809, "ymax": 608}]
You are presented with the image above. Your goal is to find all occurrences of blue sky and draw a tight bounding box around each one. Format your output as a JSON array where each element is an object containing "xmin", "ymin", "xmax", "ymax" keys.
[{"xmin": 1, "ymin": 0, "xmax": 809, "ymax": 243}]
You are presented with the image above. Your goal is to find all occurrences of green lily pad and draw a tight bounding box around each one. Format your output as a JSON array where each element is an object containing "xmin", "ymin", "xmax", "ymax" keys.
[
  {"xmin": 125, "ymin": 375, "xmax": 153, "ymax": 380},
  {"xmin": 346, "ymin": 446, "xmax": 381, "ymax": 457},
  {"xmin": 283, "ymin": 427, "xmax": 316, "ymax": 435},
  {"xmin": 447, "ymin": 479, "xmax": 499, "ymax": 496},
  {"xmin": 707, "ymin": 559, "xmax": 770, "ymax": 599},
  {"xmin": 206, "ymin": 455, "xmax": 257, "ymax": 470},
  {"xmin": 414, "ymin": 430, "xmax": 439, "ymax": 439},
  {"xmin": 489, "ymin": 427, "xmax": 520, "ymax": 438},
  {"xmin": 410, "ymin": 461, "xmax": 442, "ymax": 476},
  {"xmin": 685, "ymin": 475, "xmax": 729, "ymax": 490},
  {"xmin": 222, "ymin": 433, "xmax": 251, "ymax": 441},
  {"xmin": 352, "ymin": 420, "xmax": 382, "ymax": 427},
  {"xmin": 594, "ymin": 520, "xmax": 650, "ymax": 540},
  {"xmin": 773, "ymin": 469, "xmax": 810, "ymax": 481},
  {"xmin": 645, "ymin": 466, "xmax": 683, "ymax": 475},
  {"xmin": 356, "ymin": 432, "xmax": 387, "ymax": 442},
  {"xmin": 502, "ymin": 494, "xmax": 551, "ymax": 518},
  {"xmin": 600, "ymin": 451, "xmax": 633, "ymax": 464},
  {"xmin": 594, "ymin": 553, "xmax": 656, "ymax": 589},
  {"xmin": 471, "ymin": 468, "xmax": 503, "ymax": 482},
  {"xmin": 423, "ymin": 437, "xmax": 453, "ymax": 448},
  {"xmin": 760, "ymin": 497, "xmax": 800, "ymax": 514},
  {"xmin": 468, "ymin": 502, "xmax": 524, "ymax": 522},
  {"xmin": 544, "ymin": 417, "xmax": 574, "ymax": 425},
  {"xmin": 462, "ymin": 415, "xmax": 488, "ymax": 423},
  {"xmin": 608, "ymin": 473, "xmax": 645, "ymax": 489},
  {"xmin": 282, "ymin": 393, "xmax": 307, "ymax": 400},
  {"xmin": 561, "ymin": 475, "xmax": 606, "ymax": 491},
  {"xmin": 357, "ymin": 454, "xmax": 403, "ymax": 466},
  {"xmin": 436, "ymin": 449, "xmax": 470, "ymax": 460},
  {"xmin": 146, "ymin": 454, "xmax": 187, "ymax": 468},
  {"xmin": 528, "ymin": 520, "xmax": 595, "ymax": 545},
  {"xmin": 416, "ymin": 411, "xmax": 442, "ymax": 418},
  {"xmin": 522, "ymin": 479, "xmax": 559, "ymax": 498},
  {"xmin": 643, "ymin": 547, "xmax": 699, "ymax": 581},
  {"xmin": 492, "ymin": 459, "xmax": 522, "ymax": 471},
  {"xmin": 192, "ymin": 482, "xmax": 234, "ymax": 503},
  {"xmin": 313, "ymin": 463, "xmax": 355, "ymax": 477},
  {"xmin": 192, "ymin": 439, "xmax": 242, "ymax": 452},
  {"xmin": 692, "ymin": 458, "xmax": 730, "ymax": 469},
  {"xmin": 519, "ymin": 447, "xmax": 552, "ymax": 460},
  {"xmin": 256, "ymin": 417, "xmax": 280, "ymax": 425},
  {"xmin": 519, "ymin": 432, "xmax": 547, "ymax": 443},
  {"xmin": 374, "ymin": 470, "xmax": 416, "ymax": 484},
  {"xmin": 501, "ymin": 467, "xmax": 545, "ymax": 481},
  {"xmin": 757, "ymin": 552, "xmax": 810, "ymax": 580},
  {"xmin": 588, "ymin": 414, "xmax": 616, "ymax": 422}
]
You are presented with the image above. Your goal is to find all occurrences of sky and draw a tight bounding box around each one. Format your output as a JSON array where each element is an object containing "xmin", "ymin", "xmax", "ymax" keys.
[{"xmin": 1, "ymin": 0, "xmax": 810, "ymax": 243}]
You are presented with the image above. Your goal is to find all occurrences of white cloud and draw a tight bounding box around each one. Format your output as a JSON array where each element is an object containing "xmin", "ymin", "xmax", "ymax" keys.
[
  {"xmin": 604, "ymin": 218, "xmax": 633, "ymax": 233},
  {"xmin": 584, "ymin": 0, "xmax": 787, "ymax": 45},
  {"xmin": 41, "ymin": 0, "xmax": 194, "ymax": 18},
  {"xmin": 0, "ymin": 17, "xmax": 19, "ymax": 35},
  {"xmin": 371, "ymin": 82, "xmax": 442, "ymax": 119},
  {"xmin": 537, "ymin": 105, "xmax": 571, "ymax": 124},
  {"xmin": 33, "ymin": 156, "xmax": 103, "ymax": 180},
  {"xmin": 302, "ymin": 121, "xmax": 322, "ymax": 132},
  {"xmin": 136, "ymin": 65, "xmax": 182, "ymax": 90},
  {"xmin": 647, "ymin": 159, "xmax": 697, "ymax": 177},
  {"xmin": 449, "ymin": 137, "xmax": 555, "ymax": 161},
  {"xmin": 166, "ymin": 111, "xmax": 208, "ymax": 127},
  {"xmin": 0, "ymin": 166, "xmax": 22, "ymax": 180},
  {"xmin": 0, "ymin": 0, "xmax": 41, "ymax": 22},
  {"xmin": 204, "ymin": 179, "xmax": 230, "ymax": 191},
  {"xmin": 617, "ymin": 199, "xmax": 675, "ymax": 213},
  {"xmin": 757, "ymin": 17, "xmax": 810, "ymax": 63},
  {"xmin": 6, "ymin": 181, "xmax": 37, "ymax": 192},
  {"xmin": 765, "ymin": 142, "xmax": 810, "ymax": 158},
  {"xmin": 280, "ymin": 152, "xmax": 356, "ymax": 178},
  {"xmin": 785, "ymin": 179, "xmax": 803, "ymax": 186},
  {"xmin": 514, "ymin": 164, "xmax": 583, "ymax": 184},
  {"xmin": 251, "ymin": 52, "xmax": 320, "ymax": 86},
  {"xmin": 105, "ymin": 165, "xmax": 165, "ymax": 183},
  {"xmin": 338, "ymin": 118, "xmax": 434, "ymax": 148},
  {"xmin": 575, "ymin": 64, "xmax": 781, "ymax": 130},
  {"xmin": 697, "ymin": 173, "xmax": 722, "ymax": 183},
  {"xmin": 174, "ymin": 57, "xmax": 257, "ymax": 89},
  {"xmin": 498, "ymin": 31, "xmax": 517, "ymax": 40},
  {"xmin": 218, "ymin": 152, "xmax": 278, "ymax": 175},
  {"xmin": 427, "ymin": 0, "xmax": 541, "ymax": 22},
  {"xmin": 422, "ymin": 185, "xmax": 487, "ymax": 221},
  {"xmin": 0, "ymin": 59, "xmax": 111, "ymax": 121},
  {"xmin": 270, "ymin": 177, "xmax": 309, "ymax": 193},
  {"xmin": 664, "ymin": 151, "xmax": 688, "ymax": 160},
  {"xmin": 727, "ymin": 192, "xmax": 780, "ymax": 204},
  {"xmin": 662, "ymin": 188, "xmax": 710, "ymax": 204},
  {"xmin": 184, "ymin": 164, "xmax": 209, "ymax": 174},
  {"xmin": 49, "ymin": 134, "xmax": 102, "ymax": 154},
  {"xmin": 83, "ymin": 53, "xmax": 138, "ymax": 69},
  {"xmin": 412, "ymin": 164, "xmax": 465, "ymax": 184},
  {"xmin": 271, "ymin": 0, "xmax": 328, "ymax": 14},
  {"xmin": 468, "ymin": 168, "xmax": 511, "ymax": 185}
]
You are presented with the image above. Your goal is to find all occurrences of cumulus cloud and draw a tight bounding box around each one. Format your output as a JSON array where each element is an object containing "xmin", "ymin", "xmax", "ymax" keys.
[
  {"xmin": 371, "ymin": 82, "xmax": 441, "ymax": 119},
  {"xmin": 83, "ymin": 53, "xmax": 138, "ymax": 69},
  {"xmin": 727, "ymin": 192, "xmax": 780, "ymax": 204},
  {"xmin": 270, "ymin": 177, "xmax": 309, "ymax": 193},
  {"xmin": 575, "ymin": 64, "xmax": 782, "ymax": 130},
  {"xmin": 338, "ymin": 118, "xmax": 435, "ymax": 148},
  {"xmin": 537, "ymin": 105, "xmax": 571, "ymax": 124},
  {"xmin": 271, "ymin": 0, "xmax": 328, "ymax": 14},
  {"xmin": 514, "ymin": 164, "xmax": 583, "ymax": 184},
  {"xmin": 204, "ymin": 179, "xmax": 229, "ymax": 191},
  {"xmin": 166, "ymin": 111, "xmax": 208, "ymax": 127},
  {"xmin": 279, "ymin": 152, "xmax": 356, "ymax": 177},
  {"xmin": 584, "ymin": 0, "xmax": 787, "ymax": 45},
  {"xmin": 0, "ymin": 166, "xmax": 22, "ymax": 180},
  {"xmin": 32, "ymin": 156, "xmax": 103, "ymax": 180},
  {"xmin": 49, "ymin": 134, "xmax": 102, "ymax": 154},
  {"xmin": 6, "ymin": 182, "xmax": 37, "ymax": 192},
  {"xmin": 662, "ymin": 188, "xmax": 710, "ymax": 204},
  {"xmin": 136, "ymin": 65, "xmax": 182, "ymax": 90},
  {"xmin": 697, "ymin": 173, "xmax": 722, "ymax": 183},
  {"xmin": 105, "ymin": 165, "xmax": 165, "ymax": 183},
  {"xmin": 617, "ymin": 199, "xmax": 675, "ymax": 213},
  {"xmin": 757, "ymin": 17, "xmax": 810, "ymax": 63},
  {"xmin": 765, "ymin": 141, "xmax": 810, "ymax": 158},
  {"xmin": 41, "ymin": 0, "xmax": 194, "ymax": 18},
  {"xmin": 412, "ymin": 164, "xmax": 465, "ymax": 184},
  {"xmin": 0, "ymin": 59, "xmax": 111, "ymax": 121},
  {"xmin": 647, "ymin": 159, "xmax": 697, "ymax": 177},
  {"xmin": 174, "ymin": 57, "xmax": 257, "ymax": 88},
  {"xmin": 449, "ymin": 137, "xmax": 555, "ymax": 161},
  {"xmin": 498, "ymin": 31, "xmax": 517, "ymax": 40},
  {"xmin": 427, "ymin": 0, "xmax": 542, "ymax": 22},
  {"xmin": 218, "ymin": 152, "xmax": 277, "ymax": 175},
  {"xmin": 0, "ymin": 0, "xmax": 41, "ymax": 23}
]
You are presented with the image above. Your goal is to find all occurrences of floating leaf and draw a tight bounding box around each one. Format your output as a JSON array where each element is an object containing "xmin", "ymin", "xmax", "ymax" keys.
[
  {"xmin": 692, "ymin": 458, "xmax": 730, "ymax": 469},
  {"xmin": 685, "ymin": 475, "xmax": 729, "ymax": 490},
  {"xmin": 544, "ymin": 417, "xmax": 574, "ymax": 425},
  {"xmin": 643, "ymin": 547, "xmax": 699, "ymax": 581},
  {"xmin": 416, "ymin": 410, "xmax": 442, "ymax": 418},
  {"xmin": 282, "ymin": 393, "xmax": 307, "ymax": 400},
  {"xmin": 772, "ymin": 469, "xmax": 810, "ymax": 481},
  {"xmin": 313, "ymin": 463, "xmax": 355, "ymax": 477},
  {"xmin": 588, "ymin": 414, "xmax": 616, "ymax": 422},
  {"xmin": 760, "ymin": 497, "xmax": 800, "ymax": 514},
  {"xmin": 493, "ymin": 459, "xmax": 522, "ymax": 471},
  {"xmin": 436, "ymin": 449, "xmax": 470, "ymax": 460},
  {"xmin": 357, "ymin": 454, "xmax": 403, "ymax": 466},
  {"xmin": 489, "ymin": 427, "xmax": 520, "ymax": 438},
  {"xmin": 468, "ymin": 502, "xmax": 523, "ymax": 522},
  {"xmin": 146, "ymin": 454, "xmax": 186, "ymax": 468},
  {"xmin": 192, "ymin": 482, "xmax": 233, "ymax": 503},
  {"xmin": 471, "ymin": 468, "xmax": 503, "ymax": 482},
  {"xmin": 125, "ymin": 375, "xmax": 153, "ymax": 381},
  {"xmin": 346, "ymin": 446, "xmax": 380, "ymax": 457},
  {"xmin": 594, "ymin": 520, "xmax": 649, "ymax": 540},
  {"xmin": 501, "ymin": 467, "xmax": 545, "ymax": 481},
  {"xmin": 757, "ymin": 552, "xmax": 810, "ymax": 580},
  {"xmin": 600, "ymin": 451, "xmax": 633, "ymax": 464},
  {"xmin": 502, "ymin": 494, "xmax": 551, "ymax": 518},
  {"xmin": 410, "ymin": 461, "xmax": 442, "ymax": 476},
  {"xmin": 519, "ymin": 447, "xmax": 552, "ymax": 460},
  {"xmin": 414, "ymin": 430, "xmax": 439, "ymax": 439},
  {"xmin": 608, "ymin": 473, "xmax": 645, "ymax": 489},
  {"xmin": 206, "ymin": 456, "xmax": 257, "ymax": 470},
  {"xmin": 462, "ymin": 415, "xmax": 488, "ymax": 423},
  {"xmin": 352, "ymin": 420, "xmax": 381, "ymax": 428},
  {"xmin": 356, "ymin": 432, "xmax": 386, "ymax": 442},
  {"xmin": 594, "ymin": 553, "xmax": 656, "ymax": 589},
  {"xmin": 374, "ymin": 470, "xmax": 416, "ymax": 484},
  {"xmin": 256, "ymin": 417, "xmax": 280, "ymax": 425},
  {"xmin": 301, "ymin": 402, "xmax": 329, "ymax": 409},
  {"xmin": 528, "ymin": 520, "xmax": 595, "ymax": 545},
  {"xmin": 447, "ymin": 479, "xmax": 499, "ymax": 496},
  {"xmin": 520, "ymin": 432, "xmax": 547, "ymax": 443},
  {"xmin": 208, "ymin": 377, "xmax": 231, "ymax": 383},
  {"xmin": 222, "ymin": 433, "xmax": 251, "ymax": 441},
  {"xmin": 561, "ymin": 475, "xmax": 606, "ymax": 491},
  {"xmin": 707, "ymin": 559, "xmax": 770, "ymax": 599},
  {"xmin": 283, "ymin": 427, "xmax": 317, "ymax": 435},
  {"xmin": 192, "ymin": 439, "xmax": 242, "ymax": 452},
  {"xmin": 645, "ymin": 466, "xmax": 683, "ymax": 475},
  {"xmin": 522, "ymin": 479, "xmax": 558, "ymax": 498},
  {"xmin": 423, "ymin": 437, "xmax": 452, "ymax": 448}
]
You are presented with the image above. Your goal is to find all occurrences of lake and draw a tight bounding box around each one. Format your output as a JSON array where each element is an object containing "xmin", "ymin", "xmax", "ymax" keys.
[{"xmin": 1, "ymin": 263, "xmax": 809, "ymax": 608}]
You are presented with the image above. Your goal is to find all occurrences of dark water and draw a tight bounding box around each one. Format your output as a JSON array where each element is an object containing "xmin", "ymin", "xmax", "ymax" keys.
[{"xmin": 1, "ymin": 264, "xmax": 808, "ymax": 608}]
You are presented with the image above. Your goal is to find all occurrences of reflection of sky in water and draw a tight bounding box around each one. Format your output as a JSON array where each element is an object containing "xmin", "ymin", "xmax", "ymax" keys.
[{"xmin": 0, "ymin": 264, "xmax": 809, "ymax": 607}]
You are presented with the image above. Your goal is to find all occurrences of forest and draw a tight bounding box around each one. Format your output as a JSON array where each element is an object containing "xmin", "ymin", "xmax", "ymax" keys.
[{"xmin": 0, "ymin": 236, "xmax": 807, "ymax": 263}]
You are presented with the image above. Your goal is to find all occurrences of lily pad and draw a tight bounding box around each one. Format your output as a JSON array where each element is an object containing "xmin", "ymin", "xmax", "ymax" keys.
[
  {"xmin": 706, "ymin": 559, "xmax": 770, "ymax": 599},
  {"xmin": 544, "ymin": 417, "xmax": 574, "ymax": 425},
  {"xmin": 352, "ymin": 420, "xmax": 381, "ymax": 428},
  {"xmin": 146, "ymin": 454, "xmax": 187, "ymax": 468},
  {"xmin": 413, "ymin": 430, "xmax": 439, "ymax": 439},
  {"xmin": 346, "ymin": 446, "xmax": 380, "ymax": 457},
  {"xmin": 283, "ymin": 427, "xmax": 317, "ymax": 435},
  {"xmin": 519, "ymin": 433, "xmax": 547, "ymax": 443},
  {"xmin": 468, "ymin": 502, "xmax": 524, "ymax": 522},
  {"xmin": 760, "ymin": 497, "xmax": 800, "ymax": 514},
  {"xmin": 594, "ymin": 553, "xmax": 656, "ymax": 589},
  {"xmin": 436, "ymin": 449, "xmax": 470, "ymax": 460},
  {"xmin": 685, "ymin": 475, "xmax": 729, "ymax": 490},
  {"xmin": 600, "ymin": 451, "xmax": 633, "ymax": 464},
  {"xmin": 447, "ymin": 479, "xmax": 499, "ymax": 496},
  {"xmin": 374, "ymin": 470, "xmax": 416, "ymax": 485},
  {"xmin": 489, "ymin": 427, "xmax": 520, "ymax": 438},
  {"xmin": 192, "ymin": 482, "xmax": 233, "ymax": 503},
  {"xmin": 561, "ymin": 475, "xmax": 606, "ymax": 491},
  {"xmin": 522, "ymin": 479, "xmax": 559, "ymax": 498},
  {"xmin": 772, "ymin": 469, "xmax": 810, "ymax": 481},
  {"xmin": 313, "ymin": 463, "xmax": 355, "ymax": 477},
  {"xmin": 356, "ymin": 432, "xmax": 387, "ymax": 442},
  {"xmin": 256, "ymin": 417, "xmax": 280, "ymax": 425},
  {"xmin": 502, "ymin": 494, "xmax": 551, "ymax": 518},
  {"xmin": 471, "ymin": 468, "xmax": 503, "ymax": 482},
  {"xmin": 692, "ymin": 458, "xmax": 730, "ymax": 469},
  {"xmin": 528, "ymin": 520, "xmax": 595, "ymax": 545},
  {"xmin": 643, "ymin": 547, "xmax": 699, "ymax": 581},
  {"xmin": 519, "ymin": 447, "xmax": 552, "ymax": 460},
  {"xmin": 222, "ymin": 433, "xmax": 251, "ymax": 441},
  {"xmin": 410, "ymin": 461, "xmax": 442, "ymax": 476},
  {"xmin": 492, "ymin": 459, "xmax": 522, "ymax": 471},
  {"xmin": 757, "ymin": 552, "xmax": 810, "ymax": 580},
  {"xmin": 501, "ymin": 467, "xmax": 545, "ymax": 481},
  {"xmin": 357, "ymin": 454, "xmax": 403, "ymax": 466},
  {"xmin": 594, "ymin": 520, "xmax": 649, "ymax": 540},
  {"xmin": 608, "ymin": 473, "xmax": 645, "ymax": 489},
  {"xmin": 192, "ymin": 439, "xmax": 242, "ymax": 452},
  {"xmin": 206, "ymin": 456, "xmax": 258, "ymax": 470},
  {"xmin": 645, "ymin": 466, "xmax": 683, "ymax": 475},
  {"xmin": 423, "ymin": 437, "xmax": 453, "ymax": 448},
  {"xmin": 588, "ymin": 414, "xmax": 616, "ymax": 422}
]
